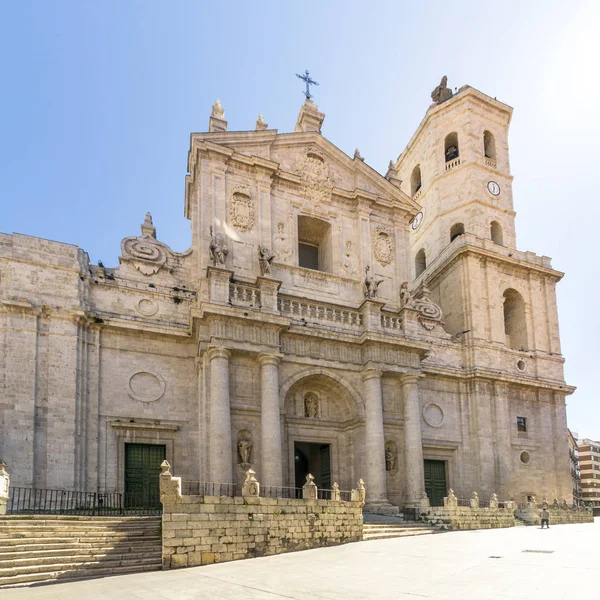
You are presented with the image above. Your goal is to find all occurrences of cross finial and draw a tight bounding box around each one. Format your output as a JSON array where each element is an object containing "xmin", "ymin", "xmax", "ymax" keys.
[{"xmin": 296, "ymin": 69, "xmax": 319, "ymax": 100}]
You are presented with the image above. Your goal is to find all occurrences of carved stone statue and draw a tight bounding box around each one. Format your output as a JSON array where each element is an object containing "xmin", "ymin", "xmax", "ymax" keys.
[
  {"xmin": 238, "ymin": 439, "xmax": 252, "ymax": 465},
  {"xmin": 385, "ymin": 441, "xmax": 397, "ymax": 472},
  {"xmin": 258, "ymin": 245, "xmax": 276, "ymax": 276},
  {"xmin": 364, "ymin": 266, "xmax": 384, "ymax": 299},
  {"xmin": 341, "ymin": 241, "xmax": 359, "ymax": 278},
  {"xmin": 400, "ymin": 281, "xmax": 415, "ymax": 308},
  {"xmin": 431, "ymin": 76, "xmax": 453, "ymax": 105},
  {"xmin": 209, "ymin": 226, "xmax": 228, "ymax": 267},
  {"xmin": 304, "ymin": 392, "xmax": 319, "ymax": 418}
]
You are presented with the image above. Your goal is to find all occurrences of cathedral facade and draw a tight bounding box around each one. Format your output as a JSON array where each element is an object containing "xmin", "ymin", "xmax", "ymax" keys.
[{"xmin": 0, "ymin": 81, "xmax": 574, "ymax": 514}]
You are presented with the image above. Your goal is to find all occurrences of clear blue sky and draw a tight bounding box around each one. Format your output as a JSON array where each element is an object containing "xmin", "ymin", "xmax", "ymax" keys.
[{"xmin": 1, "ymin": 1, "xmax": 598, "ymax": 438}]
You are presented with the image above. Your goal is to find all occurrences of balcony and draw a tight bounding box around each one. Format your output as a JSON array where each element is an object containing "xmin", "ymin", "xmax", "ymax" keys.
[
  {"xmin": 445, "ymin": 157, "xmax": 461, "ymax": 171},
  {"xmin": 278, "ymin": 296, "xmax": 363, "ymax": 331},
  {"xmin": 485, "ymin": 156, "xmax": 497, "ymax": 169}
]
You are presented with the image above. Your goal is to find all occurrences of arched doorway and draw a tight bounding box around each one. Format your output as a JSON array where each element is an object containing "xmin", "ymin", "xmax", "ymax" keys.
[{"xmin": 282, "ymin": 370, "xmax": 363, "ymax": 492}]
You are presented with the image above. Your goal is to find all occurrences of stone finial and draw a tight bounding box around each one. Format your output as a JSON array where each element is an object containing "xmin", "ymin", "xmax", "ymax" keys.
[
  {"xmin": 420, "ymin": 491, "xmax": 431, "ymax": 513},
  {"xmin": 552, "ymin": 498, "xmax": 559, "ymax": 507},
  {"xmin": 489, "ymin": 493, "xmax": 499, "ymax": 510},
  {"xmin": 470, "ymin": 491, "xmax": 479, "ymax": 509},
  {"xmin": 331, "ymin": 482, "xmax": 341, "ymax": 502},
  {"xmin": 353, "ymin": 148, "xmax": 364, "ymax": 161},
  {"xmin": 357, "ymin": 479, "xmax": 366, "ymax": 505},
  {"xmin": 294, "ymin": 99, "xmax": 325, "ymax": 133},
  {"xmin": 159, "ymin": 460, "xmax": 181, "ymax": 501},
  {"xmin": 242, "ymin": 468, "xmax": 260, "ymax": 498},
  {"xmin": 444, "ymin": 489, "xmax": 458, "ymax": 508},
  {"xmin": 209, "ymin": 99, "xmax": 228, "ymax": 133},
  {"xmin": 160, "ymin": 460, "xmax": 171, "ymax": 475},
  {"xmin": 141, "ymin": 212, "xmax": 156, "ymax": 239},
  {"xmin": 302, "ymin": 473, "xmax": 318, "ymax": 500},
  {"xmin": 385, "ymin": 160, "xmax": 402, "ymax": 188},
  {"xmin": 255, "ymin": 113, "xmax": 268, "ymax": 131}
]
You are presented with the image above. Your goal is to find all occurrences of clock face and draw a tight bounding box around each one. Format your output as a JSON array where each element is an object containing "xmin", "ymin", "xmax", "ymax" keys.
[
  {"xmin": 411, "ymin": 212, "xmax": 423, "ymax": 230},
  {"xmin": 487, "ymin": 181, "xmax": 500, "ymax": 196}
]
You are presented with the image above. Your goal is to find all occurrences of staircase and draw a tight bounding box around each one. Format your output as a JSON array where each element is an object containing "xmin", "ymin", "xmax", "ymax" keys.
[
  {"xmin": 0, "ymin": 515, "xmax": 162, "ymax": 588},
  {"xmin": 362, "ymin": 514, "xmax": 439, "ymax": 541}
]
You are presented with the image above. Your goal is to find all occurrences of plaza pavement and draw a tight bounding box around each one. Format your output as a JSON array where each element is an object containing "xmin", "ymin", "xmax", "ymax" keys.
[{"xmin": 3, "ymin": 519, "xmax": 598, "ymax": 600}]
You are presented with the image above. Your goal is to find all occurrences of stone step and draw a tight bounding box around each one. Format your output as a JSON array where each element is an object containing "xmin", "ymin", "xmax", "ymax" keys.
[
  {"xmin": 363, "ymin": 529, "xmax": 436, "ymax": 541},
  {"xmin": 0, "ymin": 549, "xmax": 161, "ymax": 569},
  {"xmin": 0, "ymin": 521, "xmax": 160, "ymax": 529},
  {"xmin": 363, "ymin": 526, "xmax": 434, "ymax": 534},
  {"xmin": 0, "ymin": 535, "xmax": 161, "ymax": 549},
  {"xmin": 363, "ymin": 521, "xmax": 430, "ymax": 528},
  {"xmin": 0, "ymin": 544, "xmax": 161, "ymax": 561},
  {"xmin": 0, "ymin": 555, "xmax": 162, "ymax": 578},
  {"xmin": 0, "ymin": 540, "xmax": 160, "ymax": 553},
  {"xmin": 0, "ymin": 562, "xmax": 162, "ymax": 588},
  {"xmin": 0, "ymin": 516, "xmax": 160, "ymax": 522},
  {"xmin": 0, "ymin": 529, "xmax": 159, "ymax": 538}
]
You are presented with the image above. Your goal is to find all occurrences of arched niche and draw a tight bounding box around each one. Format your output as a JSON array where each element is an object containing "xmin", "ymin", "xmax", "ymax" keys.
[{"xmin": 503, "ymin": 288, "xmax": 528, "ymax": 350}]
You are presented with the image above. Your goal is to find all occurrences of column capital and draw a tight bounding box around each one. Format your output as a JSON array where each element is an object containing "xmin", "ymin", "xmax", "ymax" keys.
[
  {"xmin": 258, "ymin": 353, "xmax": 283, "ymax": 367},
  {"xmin": 206, "ymin": 346, "xmax": 231, "ymax": 361},
  {"xmin": 362, "ymin": 368, "xmax": 383, "ymax": 382},
  {"xmin": 399, "ymin": 372, "xmax": 422, "ymax": 386}
]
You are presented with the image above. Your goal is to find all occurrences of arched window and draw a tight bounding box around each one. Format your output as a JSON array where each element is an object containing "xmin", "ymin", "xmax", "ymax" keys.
[
  {"xmin": 484, "ymin": 131, "xmax": 496, "ymax": 160},
  {"xmin": 444, "ymin": 132, "xmax": 459, "ymax": 162},
  {"xmin": 503, "ymin": 289, "xmax": 527, "ymax": 350},
  {"xmin": 411, "ymin": 165, "xmax": 422, "ymax": 196},
  {"xmin": 415, "ymin": 248, "xmax": 426, "ymax": 278},
  {"xmin": 450, "ymin": 223, "xmax": 465, "ymax": 242},
  {"xmin": 490, "ymin": 221, "xmax": 503, "ymax": 245}
]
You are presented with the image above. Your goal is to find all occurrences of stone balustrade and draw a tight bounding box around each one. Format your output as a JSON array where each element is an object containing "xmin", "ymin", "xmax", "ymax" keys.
[
  {"xmin": 160, "ymin": 462, "xmax": 365, "ymax": 569},
  {"xmin": 515, "ymin": 497, "xmax": 594, "ymax": 525},
  {"xmin": 278, "ymin": 297, "xmax": 363, "ymax": 329},
  {"xmin": 445, "ymin": 157, "xmax": 461, "ymax": 171},
  {"xmin": 484, "ymin": 157, "xmax": 497, "ymax": 168},
  {"xmin": 381, "ymin": 313, "xmax": 403, "ymax": 331},
  {"xmin": 229, "ymin": 283, "xmax": 260, "ymax": 307}
]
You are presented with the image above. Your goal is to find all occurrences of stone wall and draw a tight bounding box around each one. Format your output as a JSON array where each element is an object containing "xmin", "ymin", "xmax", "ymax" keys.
[
  {"xmin": 515, "ymin": 501, "xmax": 594, "ymax": 526},
  {"xmin": 160, "ymin": 463, "xmax": 363, "ymax": 569},
  {"xmin": 425, "ymin": 507, "xmax": 515, "ymax": 530}
]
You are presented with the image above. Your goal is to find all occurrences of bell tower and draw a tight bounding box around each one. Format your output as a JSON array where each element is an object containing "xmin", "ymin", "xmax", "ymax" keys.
[{"xmin": 394, "ymin": 82, "xmax": 516, "ymax": 277}]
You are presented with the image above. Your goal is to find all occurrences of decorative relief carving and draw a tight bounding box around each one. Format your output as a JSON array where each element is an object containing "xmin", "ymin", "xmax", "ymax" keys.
[
  {"xmin": 121, "ymin": 237, "xmax": 168, "ymax": 276},
  {"xmin": 385, "ymin": 441, "xmax": 397, "ymax": 472},
  {"xmin": 412, "ymin": 285, "xmax": 444, "ymax": 331},
  {"xmin": 136, "ymin": 298, "xmax": 159, "ymax": 317},
  {"xmin": 273, "ymin": 222, "xmax": 292, "ymax": 263},
  {"xmin": 341, "ymin": 241, "xmax": 359, "ymax": 278},
  {"xmin": 304, "ymin": 392, "xmax": 319, "ymax": 418},
  {"xmin": 281, "ymin": 337, "xmax": 362, "ymax": 364},
  {"xmin": 127, "ymin": 371, "xmax": 166, "ymax": 403},
  {"xmin": 209, "ymin": 319, "xmax": 280, "ymax": 347},
  {"xmin": 229, "ymin": 187, "xmax": 255, "ymax": 232},
  {"xmin": 423, "ymin": 403, "xmax": 445, "ymax": 428},
  {"xmin": 374, "ymin": 227, "xmax": 394, "ymax": 266},
  {"xmin": 237, "ymin": 429, "xmax": 253, "ymax": 468},
  {"xmin": 296, "ymin": 148, "xmax": 333, "ymax": 205}
]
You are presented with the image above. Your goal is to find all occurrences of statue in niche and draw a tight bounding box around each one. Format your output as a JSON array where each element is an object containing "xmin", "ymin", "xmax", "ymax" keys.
[
  {"xmin": 364, "ymin": 266, "xmax": 384, "ymax": 299},
  {"xmin": 385, "ymin": 441, "xmax": 397, "ymax": 472},
  {"xmin": 304, "ymin": 392, "xmax": 319, "ymax": 418},
  {"xmin": 341, "ymin": 241, "xmax": 359, "ymax": 278},
  {"xmin": 209, "ymin": 226, "xmax": 228, "ymax": 267},
  {"xmin": 237, "ymin": 430, "xmax": 253, "ymax": 467},
  {"xmin": 431, "ymin": 76, "xmax": 453, "ymax": 105},
  {"xmin": 258, "ymin": 245, "xmax": 276, "ymax": 276},
  {"xmin": 273, "ymin": 222, "xmax": 292, "ymax": 263}
]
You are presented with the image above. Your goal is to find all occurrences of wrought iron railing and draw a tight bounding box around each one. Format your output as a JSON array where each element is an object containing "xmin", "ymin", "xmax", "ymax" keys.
[
  {"xmin": 260, "ymin": 485, "xmax": 303, "ymax": 499},
  {"xmin": 181, "ymin": 482, "xmax": 238, "ymax": 497},
  {"xmin": 7, "ymin": 487, "xmax": 161, "ymax": 516}
]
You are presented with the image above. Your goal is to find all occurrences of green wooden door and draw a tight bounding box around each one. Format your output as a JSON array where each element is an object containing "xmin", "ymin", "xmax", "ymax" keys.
[
  {"xmin": 424, "ymin": 460, "xmax": 447, "ymax": 507},
  {"xmin": 124, "ymin": 443, "xmax": 166, "ymax": 508},
  {"xmin": 319, "ymin": 444, "xmax": 331, "ymax": 491}
]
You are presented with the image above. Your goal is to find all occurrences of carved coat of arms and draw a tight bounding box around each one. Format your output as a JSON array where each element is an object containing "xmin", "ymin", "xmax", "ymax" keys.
[
  {"xmin": 229, "ymin": 187, "xmax": 255, "ymax": 232},
  {"xmin": 297, "ymin": 149, "xmax": 333, "ymax": 205},
  {"xmin": 374, "ymin": 227, "xmax": 394, "ymax": 266}
]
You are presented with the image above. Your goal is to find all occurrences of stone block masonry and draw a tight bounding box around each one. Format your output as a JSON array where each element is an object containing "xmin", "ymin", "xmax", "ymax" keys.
[{"xmin": 160, "ymin": 462, "xmax": 364, "ymax": 569}]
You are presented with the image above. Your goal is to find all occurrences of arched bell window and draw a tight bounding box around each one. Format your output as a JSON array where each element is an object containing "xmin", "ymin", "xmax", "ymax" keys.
[
  {"xmin": 503, "ymin": 288, "xmax": 528, "ymax": 350},
  {"xmin": 444, "ymin": 132, "xmax": 459, "ymax": 162},
  {"xmin": 411, "ymin": 165, "xmax": 422, "ymax": 197},
  {"xmin": 415, "ymin": 248, "xmax": 426, "ymax": 278},
  {"xmin": 450, "ymin": 223, "xmax": 465, "ymax": 242}
]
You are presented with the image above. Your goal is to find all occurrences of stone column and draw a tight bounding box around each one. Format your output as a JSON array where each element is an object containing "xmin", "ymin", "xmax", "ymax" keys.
[
  {"xmin": 362, "ymin": 369, "xmax": 388, "ymax": 505},
  {"xmin": 258, "ymin": 353, "xmax": 283, "ymax": 487},
  {"xmin": 207, "ymin": 347, "xmax": 233, "ymax": 483},
  {"xmin": 401, "ymin": 374, "xmax": 425, "ymax": 505}
]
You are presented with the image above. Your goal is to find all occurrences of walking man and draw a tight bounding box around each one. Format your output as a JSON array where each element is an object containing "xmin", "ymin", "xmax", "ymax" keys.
[{"xmin": 540, "ymin": 507, "xmax": 550, "ymax": 529}]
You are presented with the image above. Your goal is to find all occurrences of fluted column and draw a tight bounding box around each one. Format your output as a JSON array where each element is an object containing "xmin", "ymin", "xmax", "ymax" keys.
[
  {"xmin": 258, "ymin": 353, "xmax": 283, "ymax": 487},
  {"xmin": 207, "ymin": 347, "xmax": 232, "ymax": 483},
  {"xmin": 362, "ymin": 369, "xmax": 388, "ymax": 504},
  {"xmin": 401, "ymin": 373, "xmax": 425, "ymax": 505}
]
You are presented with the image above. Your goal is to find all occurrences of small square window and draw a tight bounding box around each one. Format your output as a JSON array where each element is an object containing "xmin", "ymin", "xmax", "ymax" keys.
[{"xmin": 517, "ymin": 417, "xmax": 527, "ymax": 432}]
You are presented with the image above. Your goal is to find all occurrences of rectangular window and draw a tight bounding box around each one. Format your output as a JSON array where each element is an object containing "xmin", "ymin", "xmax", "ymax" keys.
[
  {"xmin": 298, "ymin": 242, "xmax": 319, "ymax": 271},
  {"xmin": 517, "ymin": 417, "xmax": 527, "ymax": 432}
]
